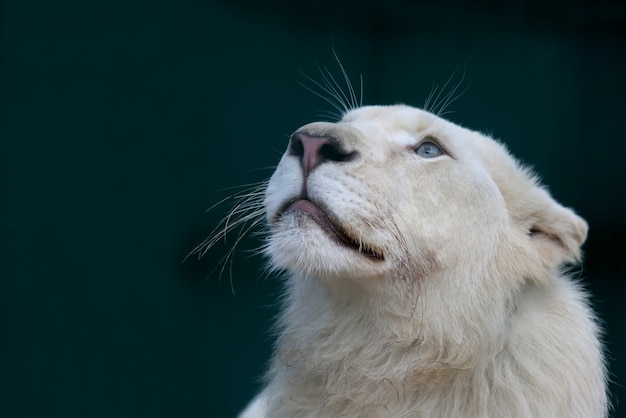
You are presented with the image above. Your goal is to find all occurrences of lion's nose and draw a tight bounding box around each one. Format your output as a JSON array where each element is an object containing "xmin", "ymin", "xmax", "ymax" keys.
[{"xmin": 289, "ymin": 132, "xmax": 356, "ymax": 178}]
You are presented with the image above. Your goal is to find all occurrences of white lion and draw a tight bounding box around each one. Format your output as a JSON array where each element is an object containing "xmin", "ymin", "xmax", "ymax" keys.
[{"xmin": 235, "ymin": 104, "xmax": 607, "ymax": 417}]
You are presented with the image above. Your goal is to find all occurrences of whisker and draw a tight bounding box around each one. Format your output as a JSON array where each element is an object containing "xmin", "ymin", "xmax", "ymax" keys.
[
  {"xmin": 332, "ymin": 49, "xmax": 358, "ymax": 110},
  {"xmin": 423, "ymin": 80, "xmax": 439, "ymax": 113},
  {"xmin": 359, "ymin": 74, "xmax": 364, "ymax": 107},
  {"xmin": 434, "ymin": 65, "xmax": 469, "ymax": 116},
  {"xmin": 298, "ymin": 75, "xmax": 346, "ymax": 116},
  {"xmin": 428, "ymin": 65, "xmax": 469, "ymax": 116},
  {"xmin": 316, "ymin": 110, "xmax": 344, "ymax": 121},
  {"xmin": 300, "ymin": 52, "xmax": 366, "ymax": 117},
  {"xmin": 429, "ymin": 76, "xmax": 451, "ymax": 116},
  {"xmin": 221, "ymin": 214, "xmax": 267, "ymax": 291},
  {"xmin": 320, "ymin": 65, "xmax": 351, "ymax": 113},
  {"xmin": 313, "ymin": 64, "xmax": 349, "ymax": 111},
  {"xmin": 187, "ymin": 181, "xmax": 268, "ymax": 280}
]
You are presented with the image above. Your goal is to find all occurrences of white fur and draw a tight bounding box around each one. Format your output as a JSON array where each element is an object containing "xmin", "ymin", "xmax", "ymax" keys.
[{"xmin": 239, "ymin": 105, "xmax": 608, "ymax": 417}]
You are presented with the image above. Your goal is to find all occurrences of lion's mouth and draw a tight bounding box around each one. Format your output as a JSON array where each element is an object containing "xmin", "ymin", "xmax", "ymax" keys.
[{"xmin": 276, "ymin": 199, "xmax": 384, "ymax": 261}]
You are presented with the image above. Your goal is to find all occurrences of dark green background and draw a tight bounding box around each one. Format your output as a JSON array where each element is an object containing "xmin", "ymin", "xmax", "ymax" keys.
[{"xmin": 1, "ymin": 0, "xmax": 624, "ymax": 417}]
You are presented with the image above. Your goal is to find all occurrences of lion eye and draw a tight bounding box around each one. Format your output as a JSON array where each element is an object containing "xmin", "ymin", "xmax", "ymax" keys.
[{"xmin": 416, "ymin": 141, "xmax": 444, "ymax": 158}]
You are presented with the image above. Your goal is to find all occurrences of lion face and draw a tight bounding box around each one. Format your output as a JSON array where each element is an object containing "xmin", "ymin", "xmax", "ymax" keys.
[{"xmin": 264, "ymin": 105, "xmax": 586, "ymax": 291}]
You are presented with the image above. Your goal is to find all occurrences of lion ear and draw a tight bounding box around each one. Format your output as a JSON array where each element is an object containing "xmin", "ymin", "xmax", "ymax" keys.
[{"xmin": 528, "ymin": 198, "xmax": 588, "ymax": 268}]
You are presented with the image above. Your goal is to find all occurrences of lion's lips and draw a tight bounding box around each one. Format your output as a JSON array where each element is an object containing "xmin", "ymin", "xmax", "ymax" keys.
[{"xmin": 279, "ymin": 199, "xmax": 384, "ymax": 261}]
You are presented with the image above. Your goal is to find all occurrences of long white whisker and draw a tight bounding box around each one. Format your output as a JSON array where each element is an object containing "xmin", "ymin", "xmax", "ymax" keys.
[
  {"xmin": 359, "ymin": 74, "xmax": 364, "ymax": 107},
  {"xmin": 333, "ymin": 50, "xmax": 358, "ymax": 110},
  {"xmin": 320, "ymin": 66, "xmax": 351, "ymax": 113},
  {"xmin": 299, "ymin": 75, "xmax": 346, "ymax": 116},
  {"xmin": 222, "ymin": 186, "xmax": 267, "ymax": 239},
  {"xmin": 300, "ymin": 52, "xmax": 365, "ymax": 116},
  {"xmin": 423, "ymin": 80, "xmax": 439, "ymax": 112},
  {"xmin": 430, "ymin": 77, "xmax": 452, "ymax": 115},
  {"xmin": 436, "ymin": 66, "xmax": 469, "ymax": 116},
  {"xmin": 187, "ymin": 180, "xmax": 267, "ymax": 270},
  {"xmin": 221, "ymin": 215, "xmax": 266, "ymax": 291},
  {"xmin": 316, "ymin": 110, "xmax": 343, "ymax": 121},
  {"xmin": 431, "ymin": 66, "xmax": 464, "ymax": 116}
]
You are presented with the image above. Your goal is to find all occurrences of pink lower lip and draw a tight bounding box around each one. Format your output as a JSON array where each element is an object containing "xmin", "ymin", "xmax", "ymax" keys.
[
  {"xmin": 282, "ymin": 199, "xmax": 351, "ymax": 246},
  {"xmin": 285, "ymin": 199, "xmax": 326, "ymax": 217},
  {"xmin": 280, "ymin": 199, "xmax": 384, "ymax": 261},
  {"xmin": 284, "ymin": 199, "xmax": 343, "ymax": 239}
]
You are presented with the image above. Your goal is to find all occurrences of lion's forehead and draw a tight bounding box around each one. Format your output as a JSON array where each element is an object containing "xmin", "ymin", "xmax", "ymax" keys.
[
  {"xmin": 342, "ymin": 105, "xmax": 434, "ymax": 132},
  {"xmin": 341, "ymin": 105, "xmax": 463, "ymax": 145},
  {"xmin": 342, "ymin": 104, "xmax": 426, "ymax": 122}
]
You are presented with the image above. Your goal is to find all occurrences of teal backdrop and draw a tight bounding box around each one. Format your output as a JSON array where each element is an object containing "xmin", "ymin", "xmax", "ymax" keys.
[{"xmin": 1, "ymin": 0, "xmax": 625, "ymax": 416}]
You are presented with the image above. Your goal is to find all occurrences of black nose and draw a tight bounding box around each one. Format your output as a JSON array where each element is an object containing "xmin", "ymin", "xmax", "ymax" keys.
[{"xmin": 289, "ymin": 132, "xmax": 356, "ymax": 178}]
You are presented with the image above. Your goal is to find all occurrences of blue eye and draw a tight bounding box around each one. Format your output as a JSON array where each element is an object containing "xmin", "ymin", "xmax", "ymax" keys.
[{"xmin": 416, "ymin": 141, "xmax": 444, "ymax": 158}]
